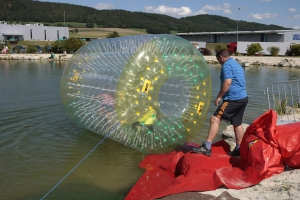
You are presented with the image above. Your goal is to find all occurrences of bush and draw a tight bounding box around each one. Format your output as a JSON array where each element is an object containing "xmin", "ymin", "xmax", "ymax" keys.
[
  {"xmin": 199, "ymin": 48, "xmax": 212, "ymax": 55},
  {"xmin": 287, "ymin": 44, "xmax": 300, "ymax": 56},
  {"xmin": 247, "ymin": 43, "xmax": 263, "ymax": 56},
  {"xmin": 106, "ymin": 31, "xmax": 120, "ymax": 38},
  {"xmin": 48, "ymin": 37, "xmax": 85, "ymax": 53},
  {"xmin": 64, "ymin": 37, "xmax": 85, "ymax": 53},
  {"xmin": 26, "ymin": 44, "xmax": 37, "ymax": 53},
  {"xmin": 267, "ymin": 46, "xmax": 280, "ymax": 56},
  {"xmin": 214, "ymin": 43, "xmax": 227, "ymax": 54},
  {"xmin": 7, "ymin": 41, "xmax": 12, "ymax": 52},
  {"xmin": 146, "ymin": 27, "xmax": 171, "ymax": 34},
  {"xmin": 43, "ymin": 43, "xmax": 50, "ymax": 53},
  {"xmin": 273, "ymin": 96, "xmax": 288, "ymax": 115},
  {"xmin": 86, "ymin": 22, "xmax": 94, "ymax": 28},
  {"xmin": 50, "ymin": 40, "xmax": 65, "ymax": 53}
]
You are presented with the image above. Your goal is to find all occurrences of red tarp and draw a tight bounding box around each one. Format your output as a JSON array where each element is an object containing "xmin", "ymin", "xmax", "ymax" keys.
[{"xmin": 125, "ymin": 110, "xmax": 300, "ymax": 200}]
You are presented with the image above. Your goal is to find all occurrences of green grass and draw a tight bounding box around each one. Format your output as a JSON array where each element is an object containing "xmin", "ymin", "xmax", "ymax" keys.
[
  {"xmin": 129, "ymin": 29, "xmax": 147, "ymax": 33},
  {"xmin": 273, "ymin": 96, "xmax": 288, "ymax": 115},
  {"xmin": 40, "ymin": 22, "xmax": 89, "ymax": 28},
  {"xmin": 68, "ymin": 28, "xmax": 146, "ymax": 38},
  {"xmin": 16, "ymin": 41, "xmax": 54, "ymax": 47}
]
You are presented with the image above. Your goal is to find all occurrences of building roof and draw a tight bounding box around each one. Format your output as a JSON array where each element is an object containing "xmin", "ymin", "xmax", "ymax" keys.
[{"xmin": 176, "ymin": 30, "xmax": 297, "ymax": 36}]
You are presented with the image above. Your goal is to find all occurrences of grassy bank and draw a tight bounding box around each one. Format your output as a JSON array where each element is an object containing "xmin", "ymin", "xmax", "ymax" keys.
[{"xmin": 69, "ymin": 28, "xmax": 148, "ymax": 38}]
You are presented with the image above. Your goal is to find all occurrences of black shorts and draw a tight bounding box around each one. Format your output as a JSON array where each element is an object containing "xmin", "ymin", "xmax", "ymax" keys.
[{"xmin": 213, "ymin": 96, "xmax": 248, "ymax": 125}]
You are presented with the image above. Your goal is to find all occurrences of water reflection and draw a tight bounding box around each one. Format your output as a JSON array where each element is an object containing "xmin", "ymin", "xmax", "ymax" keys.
[{"xmin": 1, "ymin": 61, "xmax": 300, "ymax": 199}]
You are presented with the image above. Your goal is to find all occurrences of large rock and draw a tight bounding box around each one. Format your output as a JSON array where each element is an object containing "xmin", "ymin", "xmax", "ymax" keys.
[{"xmin": 221, "ymin": 123, "xmax": 249, "ymax": 151}]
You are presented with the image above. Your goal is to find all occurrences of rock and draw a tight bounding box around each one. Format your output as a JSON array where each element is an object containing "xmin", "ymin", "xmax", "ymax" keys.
[
  {"xmin": 221, "ymin": 123, "xmax": 249, "ymax": 151},
  {"xmin": 285, "ymin": 106, "xmax": 293, "ymax": 115},
  {"xmin": 252, "ymin": 61, "xmax": 260, "ymax": 65},
  {"xmin": 295, "ymin": 108, "xmax": 300, "ymax": 113},
  {"xmin": 279, "ymin": 60, "xmax": 289, "ymax": 67},
  {"xmin": 222, "ymin": 134, "xmax": 236, "ymax": 151},
  {"xmin": 222, "ymin": 123, "xmax": 249, "ymax": 137}
]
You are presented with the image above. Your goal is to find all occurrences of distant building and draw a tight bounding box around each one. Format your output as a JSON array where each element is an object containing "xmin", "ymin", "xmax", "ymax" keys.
[
  {"xmin": 0, "ymin": 22, "xmax": 69, "ymax": 43},
  {"xmin": 176, "ymin": 30, "xmax": 300, "ymax": 44}
]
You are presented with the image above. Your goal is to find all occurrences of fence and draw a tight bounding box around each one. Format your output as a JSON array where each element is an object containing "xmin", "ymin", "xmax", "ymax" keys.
[{"xmin": 264, "ymin": 79, "xmax": 300, "ymax": 125}]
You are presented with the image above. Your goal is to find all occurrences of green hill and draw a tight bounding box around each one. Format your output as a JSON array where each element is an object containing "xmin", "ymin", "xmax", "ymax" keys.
[
  {"xmin": 0, "ymin": 0, "xmax": 291, "ymax": 32},
  {"xmin": 181, "ymin": 14, "xmax": 288, "ymax": 32}
]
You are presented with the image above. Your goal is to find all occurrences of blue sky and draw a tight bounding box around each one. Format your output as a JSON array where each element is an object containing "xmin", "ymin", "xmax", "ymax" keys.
[{"xmin": 39, "ymin": 0, "xmax": 300, "ymax": 29}]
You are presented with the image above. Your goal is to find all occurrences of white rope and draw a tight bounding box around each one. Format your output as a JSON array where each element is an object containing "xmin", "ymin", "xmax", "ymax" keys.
[{"xmin": 41, "ymin": 131, "xmax": 110, "ymax": 200}]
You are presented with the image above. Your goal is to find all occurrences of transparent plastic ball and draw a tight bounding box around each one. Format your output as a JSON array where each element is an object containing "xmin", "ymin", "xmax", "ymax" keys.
[{"xmin": 61, "ymin": 34, "xmax": 212, "ymax": 154}]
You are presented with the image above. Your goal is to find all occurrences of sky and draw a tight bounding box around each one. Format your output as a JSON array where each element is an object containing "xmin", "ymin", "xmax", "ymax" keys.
[{"xmin": 39, "ymin": 0, "xmax": 300, "ymax": 30}]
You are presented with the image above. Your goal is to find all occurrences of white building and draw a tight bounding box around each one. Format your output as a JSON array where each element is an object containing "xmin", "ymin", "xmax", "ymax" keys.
[
  {"xmin": 176, "ymin": 30, "xmax": 300, "ymax": 44},
  {"xmin": 0, "ymin": 23, "xmax": 69, "ymax": 43}
]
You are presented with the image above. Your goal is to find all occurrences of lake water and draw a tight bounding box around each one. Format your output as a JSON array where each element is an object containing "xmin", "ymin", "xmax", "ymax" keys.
[{"xmin": 1, "ymin": 60, "xmax": 300, "ymax": 200}]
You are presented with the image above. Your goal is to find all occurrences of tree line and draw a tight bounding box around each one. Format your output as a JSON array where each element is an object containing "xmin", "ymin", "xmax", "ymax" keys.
[{"xmin": 0, "ymin": 0, "xmax": 291, "ymax": 33}]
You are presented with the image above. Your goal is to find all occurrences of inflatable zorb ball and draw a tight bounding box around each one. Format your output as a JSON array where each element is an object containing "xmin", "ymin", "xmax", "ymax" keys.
[{"xmin": 61, "ymin": 34, "xmax": 212, "ymax": 154}]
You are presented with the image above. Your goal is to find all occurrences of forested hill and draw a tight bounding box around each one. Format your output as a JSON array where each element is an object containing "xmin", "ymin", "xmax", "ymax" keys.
[
  {"xmin": 180, "ymin": 15, "xmax": 291, "ymax": 32},
  {"xmin": 0, "ymin": 0, "xmax": 291, "ymax": 32}
]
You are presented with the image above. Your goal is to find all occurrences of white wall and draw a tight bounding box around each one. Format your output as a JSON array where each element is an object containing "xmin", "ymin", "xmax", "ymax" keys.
[
  {"xmin": 283, "ymin": 31, "xmax": 300, "ymax": 43},
  {"xmin": 0, "ymin": 24, "xmax": 69, "ymax": 41},
  {"xmin": 177, "ymin": 31, "xmax": 300, "ymax": 44},
  {"xmin": 237, "ymin": 42, "xmax": 292, "ymax": 55}
]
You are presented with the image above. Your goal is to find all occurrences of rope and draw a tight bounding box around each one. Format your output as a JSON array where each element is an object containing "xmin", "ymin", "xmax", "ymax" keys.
[{"xmin": 40, "ymin": 131, "xmax": 110, "ymax": 200}]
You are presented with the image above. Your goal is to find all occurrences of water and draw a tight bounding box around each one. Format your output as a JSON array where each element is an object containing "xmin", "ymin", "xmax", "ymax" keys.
[{"xmin": 1, "ymin": 60, "xmax": 300, "ymax": 200}]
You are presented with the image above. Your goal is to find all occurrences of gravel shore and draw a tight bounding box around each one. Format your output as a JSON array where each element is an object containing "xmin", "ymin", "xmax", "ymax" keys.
[
  {"xmin": 1, "ymin": 54, "xmax": 300, "ymax": 67},
  {"xmin": 0, "ymin": 53, "xmax": 72, "ymax": 61},
  {"xmin": 204, "ymin": 55, "xmax": 300, "ymax": 67}
]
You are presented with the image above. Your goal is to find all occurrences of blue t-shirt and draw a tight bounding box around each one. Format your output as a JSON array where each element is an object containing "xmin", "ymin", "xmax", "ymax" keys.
[{"xmin": 220, "ymin": 57, "xmax": 247, "ymax": 100}]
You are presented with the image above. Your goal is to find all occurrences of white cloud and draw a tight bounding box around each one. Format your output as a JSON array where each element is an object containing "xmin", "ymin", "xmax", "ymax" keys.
[
  {"xmin": 145, "ymin": 5, "xmax": 192, "ymax": 16},
  {"xmin": 294, "ymin": 14, "xmax": 300, "ymax": 19},
  {"xmin": 293, "ymin": 26, "xmax": 300, "ymax": 30},
  {"xmin": 202, "ymin": 5, "xmax": 220, "ymax": 11},
  {"xmin": 94, "ymin": 3, "xmax": 115, "ymax": 10},
  {"xmin": 224, "ymin": 9, "xmax": 231, "ymax": 14},
  {"xmin": 202, "ymin": 3, "xmax": 231, "ymax": 14},
  {"xmin": 289, "ymin": 8, "xmax": 296, "ymax": 12},
  {"xmin": 249, "ymin": 13, "xmax": 278, "ymax": 20},
  {"xmin": 194, "ymin": 10, "xmax": 207, "ymax": 15}
]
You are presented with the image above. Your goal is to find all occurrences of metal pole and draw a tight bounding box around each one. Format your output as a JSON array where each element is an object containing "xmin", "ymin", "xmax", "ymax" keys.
[
  {"xmin": 64, "ymin": 10, "xmax": 66, "ymax": 39},
  {"xmin": 64, "ymin": 10, "xmax": 65, "ymax": 26},
  {"xmin": 237, "ymin": 8, "xmax": 240, "ymax": 42}
]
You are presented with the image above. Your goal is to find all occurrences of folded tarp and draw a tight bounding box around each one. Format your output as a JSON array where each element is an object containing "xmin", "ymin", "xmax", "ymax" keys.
[{"xmin": 125, "ymin": 110, "xmax": 300, "ymax": 200}]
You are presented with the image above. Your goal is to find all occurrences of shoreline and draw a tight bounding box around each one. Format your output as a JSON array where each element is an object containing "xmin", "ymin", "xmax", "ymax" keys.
[
  {"xmin": 203, "ymin": 55, "xmax": 300, "ymax": 67},
  {"xmin": 1, "ymin": 54, "xmax": 300, "ymax": 67},
  {"xmin": 0, "ymin": 53, "xmax": 72, "ymax": 61}
]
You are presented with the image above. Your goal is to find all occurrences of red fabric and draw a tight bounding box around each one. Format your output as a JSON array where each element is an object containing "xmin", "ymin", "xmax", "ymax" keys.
[
  {"xmin": 240, "ymin": 109, "xmax": 284, "ymax": 178},
  {"xmin": 275, "ymin": 122, "xmax": 300, "ymax": 168},
  {"xmin": 125, "ymin": 110, "xmax": 300, "ymax": 200}
]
